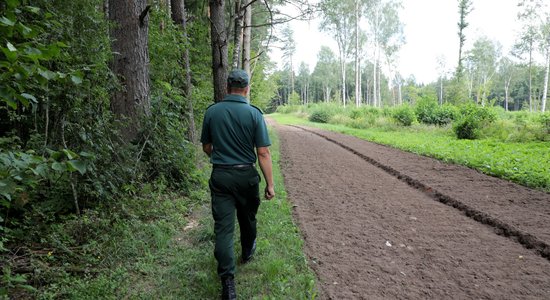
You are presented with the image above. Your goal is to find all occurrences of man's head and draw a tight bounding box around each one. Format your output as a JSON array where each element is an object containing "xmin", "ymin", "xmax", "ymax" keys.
[{"xmin": 227, "ymin": 69, "xmax": 249, "ymax": 95}]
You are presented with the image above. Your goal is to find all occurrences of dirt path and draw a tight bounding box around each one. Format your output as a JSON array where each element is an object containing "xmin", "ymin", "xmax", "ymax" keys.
[{"xmin": 273, "ymin": 123, "xmax": 550, "ymax": 299}]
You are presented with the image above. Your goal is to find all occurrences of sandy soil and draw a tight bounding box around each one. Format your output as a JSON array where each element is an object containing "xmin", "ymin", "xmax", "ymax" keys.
[{"xmin": 274, "ymin": 123, "xmax": 550, "ymax": 300}]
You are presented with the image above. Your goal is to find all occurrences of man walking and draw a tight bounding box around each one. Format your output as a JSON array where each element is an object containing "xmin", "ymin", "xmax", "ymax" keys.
[{"xmin": 201, "ymin": 69, "xmax": 275, "ymax": 300}]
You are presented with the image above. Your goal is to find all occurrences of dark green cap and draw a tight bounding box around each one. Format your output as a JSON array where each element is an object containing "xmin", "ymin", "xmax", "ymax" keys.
[{"xmin": 227, "ymin": 69, "xmax": 249, "ymax": 88}]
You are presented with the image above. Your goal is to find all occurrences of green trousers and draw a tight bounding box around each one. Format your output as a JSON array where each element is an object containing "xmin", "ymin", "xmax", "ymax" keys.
[{"xmin": 209, "ymin": 166, "xmax": 261, "ymax": 278}]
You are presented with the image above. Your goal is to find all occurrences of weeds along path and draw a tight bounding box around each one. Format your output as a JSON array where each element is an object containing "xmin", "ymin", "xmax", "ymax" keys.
[{"xmin": 273, "ymin": 123, "xmax": 550, "ymax": 299}]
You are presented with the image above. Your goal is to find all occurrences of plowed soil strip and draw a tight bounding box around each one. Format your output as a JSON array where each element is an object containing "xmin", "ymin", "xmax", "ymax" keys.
[
  {"xmin": 292, "ymin": 125, "xmax": 550, "ymax": 260},
  {"xmin": 275, "ymin": 124, "xmax": 550, "ymax": 299}
]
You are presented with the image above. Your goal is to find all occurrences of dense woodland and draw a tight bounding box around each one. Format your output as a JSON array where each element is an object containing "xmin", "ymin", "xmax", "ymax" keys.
[{"xmin": 0, "ymin": 0, "xmax": 548, "ymax": 297}]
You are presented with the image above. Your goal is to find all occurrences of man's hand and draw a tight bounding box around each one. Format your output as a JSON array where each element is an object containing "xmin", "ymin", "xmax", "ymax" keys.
[
  {"xmin": 202, "ymin": 143, "xmax": 213, "ymax": 157},
  {"xmin": 257, "ymin": 146, "xmax": 274, "ymax": 200},
  {"xmin": 264, "ymin": 185, "xmax": 275, "ymax": 200}
]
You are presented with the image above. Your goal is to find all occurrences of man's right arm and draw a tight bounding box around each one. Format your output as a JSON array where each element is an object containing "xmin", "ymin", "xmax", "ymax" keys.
[{"xmin": 257, "ymin": 146, "xmax": 275, "ymax": 200}]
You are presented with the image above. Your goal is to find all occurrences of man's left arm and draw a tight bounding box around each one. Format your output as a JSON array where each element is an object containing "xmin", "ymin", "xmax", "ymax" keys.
[{"xmin": 203, "ymin": 143, "xmax": 213, "ymax": 157}]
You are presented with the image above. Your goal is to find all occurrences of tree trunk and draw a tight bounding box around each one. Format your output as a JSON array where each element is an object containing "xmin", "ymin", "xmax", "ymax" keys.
[
  {"xmin": 528, "ymin": 41, "xmax": 533, "ymax": 111},
  {"xmin": 171, "ymin": 0, "xmax": 196, "ymax": 143},
  {"xmin": 231, "ymin": 0, "xmax": 243, "ymax": 69},
  {"xmin": 373, "ymin": 48, "xmax": 378, "ymax": 107},
  {"xmin": 354, "ymin": 0, "xmax": 360, "ymax": 107},
  {"xmin": 109, "ymin": 0, "xmax": 151, "ymax": 142},
  {"xmin": 209, "ymin": 0, "xmax": 228, "ymax": 102},
  {"xmin": 542, "ymin": 46, "xmax": 549, "ymax": 112},
  {"xmin": 242, "ymin": 1, "xmax": 252, "ymax": 76},
  {"xmin": 439, "ymin": 78, "xmax": 443, "ymax": 105}
]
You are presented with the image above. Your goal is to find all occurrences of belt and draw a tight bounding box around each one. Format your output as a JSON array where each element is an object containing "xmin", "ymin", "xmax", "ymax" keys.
[{"xmin": 213, "ymin": 163, "xmax": 255, "ymax": 169}]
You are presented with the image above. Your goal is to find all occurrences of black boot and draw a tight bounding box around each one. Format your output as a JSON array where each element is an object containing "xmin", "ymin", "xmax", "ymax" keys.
[
  {"xmin": 242, "ymin": 239, "xmax": 256, "ymax": 264},
  {"xmin": 221, "ymin": 276, "xmax": 236, "ymax": 300}
]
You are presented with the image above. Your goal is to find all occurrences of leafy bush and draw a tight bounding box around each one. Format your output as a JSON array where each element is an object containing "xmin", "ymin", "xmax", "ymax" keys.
[
  {"xmin": 432, "ymin": 105, "xmax": 459, "ymax": 125},
  {"xmin": 309, "ymin": 109, "xmax": 332, "ymax": 123},
  {"xmin": 276, "ymin": 105, "xmax": 302, "ymax": 114},
  {"xmin": 392, "ymin": 105, "xmax": 416, "ymax": 126},
  {"xmin": 415, "ymin": 97, "xmax": 438, "ymax": 124},
  {"xmin": 453, "ymin": 104, "xmax": 497, "ymax": 139},
  {"xmin": 540, "ymin": 113, "xmax": 550, "ymax": 135},
  {"xmin": 414, "ymin": 98, "xmax": 458, "ymax": 125}
]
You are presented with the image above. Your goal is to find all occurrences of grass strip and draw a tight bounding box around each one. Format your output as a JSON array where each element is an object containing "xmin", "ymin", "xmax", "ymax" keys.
[
  {"xmin": 37, "ymin": 126, "xmax": 317, "ymax": 299},
  {"xmin": 270, "ymin": 113, "xmax": 550, "ymax": 192}
]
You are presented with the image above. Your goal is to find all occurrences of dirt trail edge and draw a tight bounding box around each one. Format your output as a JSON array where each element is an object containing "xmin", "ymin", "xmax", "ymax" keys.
[{"xmin": 273, "ymin": 122, "xmax": 550, "ymax": 300}]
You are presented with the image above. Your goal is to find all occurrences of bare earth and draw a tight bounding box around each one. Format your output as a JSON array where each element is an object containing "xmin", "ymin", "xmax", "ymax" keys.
[{"xmin": 273, "ymin": 122, "xmax": 550, "ymax": 300}]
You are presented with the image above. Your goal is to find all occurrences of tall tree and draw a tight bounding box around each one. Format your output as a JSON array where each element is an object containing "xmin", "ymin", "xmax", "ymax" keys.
[
  {"xmin": 515, "ymin": 0, "xmax": 546, "ymax": 111},
  {"xmin": 297, "ymin": 62, "xmax": 310, "ymax": 104},
  {"xmin": 467, "ymin": 37, "xmax": 501, "ymax": 106},
  {"xmin": 320, "ymin": 0, "xmax": 355, "ymax": 107},
  {"xmin": 281, "ymin": 25, "xmax": 296, "ymax": 95},
  {"xmin": 456, "ymin": 0, "xmax": 472, "ymax": 80},
  {"xmin": 242, "ymin": 0, "xmax": 253, "ymax": 75},
  {"xmin": 170, "ymin": 0, "xmax": 196, "ymax": 143},
  {"xmin": 498, "ymin": 57, "xmax": 517, "ymax": 111},
  {"xmin": 366, "ymin": 0, "xmax": 403, "ymax": 107},
  {"xmin": 541, "ymin": 17, "xmax": 550, "ymax": 112},
  {"xmin": 108, "ymin": 0, "xmax": 151, "ymax": 142},
  {"xmin": 312, "ymin": 46, "xmax": 338, "ymax": 102},
  {"xmin": 209, "ymin": 0, "xmax": 229, "ymax": 102},
  {"xmin": 436, "ymin": 55, "xmax": 447, "ymax": 104},
  {"xmin": 354, "ymin": 0, "xmax": 362, "ymax": 107}
]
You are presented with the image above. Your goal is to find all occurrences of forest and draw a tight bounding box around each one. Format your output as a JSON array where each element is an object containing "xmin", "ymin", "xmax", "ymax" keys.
[{"xmin": 0, "ymin": 0, "xmax": 549, "ymax": 298}]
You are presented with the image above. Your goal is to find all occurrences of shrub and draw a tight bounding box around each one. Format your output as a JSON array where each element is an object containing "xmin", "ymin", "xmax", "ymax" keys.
[
  {"xmin": 392, "ymin": 105, "xmax": 416, "ymax": 126},
  {"xmin": 414, "ymin": 98, "xmax": 458, "ymax": 126},
  {"xmin": 540, "ymin": 113, "xmax": 550, "ymax": 135},
  {"xmin": 276, "ymin": 105, "xmax": 301, "ymax": 114},
  {"xmin": 415, "ymin": 97, "xmax": 438, "ymax": 124},
  {"xmin": 432, "ymin": 104, "xmax": 459, "ymax": 125},
  {"xmin": 309, "ymin": 110, "xmax": 332, "ymax": 123},
  {"xmin": 453, "ymin": 104, "xmax": 497, "ymax": 139}
]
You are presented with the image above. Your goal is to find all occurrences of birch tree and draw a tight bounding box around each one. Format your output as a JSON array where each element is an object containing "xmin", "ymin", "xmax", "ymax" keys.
[
  {"xmin": 366, "ymin": 0, "xmax": 403, "ymax": 107},
  {"xmin": 281, "ymin": 25, "xmax": 296, "ymax": 95},
  {"xmin": 170, "ymin": 0, "xmax": 196, "ymax": 143},
  {"xmin": 456, "ymin": 0, "xmax": 472, "ymax": 80},
  {"xmin": 498, "ymin": 57, "xmax": 517, "ymax": 111},
  {"xmin": 540, "ymin": 17, "xmax": 550, "ymax": 112},
  {"xmin": 320, "ymin": 0, "xmax": 355, "ymax": 107},
  {"xmin": 467, "ymin": 37, "xmax": 501, "ymax": 106},
  {"xmin": 515, "ymin": 0, "xmax": 546, "ymax": 111},
  {"xmin": 312, "ymin": 46, "xmax": 338, "ymax": 102}
]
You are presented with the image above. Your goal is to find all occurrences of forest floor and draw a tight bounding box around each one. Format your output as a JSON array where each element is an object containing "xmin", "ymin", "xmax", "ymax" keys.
[{"xmin": 271, "ymin": 120, "xmax": 550, "ymax": 299}]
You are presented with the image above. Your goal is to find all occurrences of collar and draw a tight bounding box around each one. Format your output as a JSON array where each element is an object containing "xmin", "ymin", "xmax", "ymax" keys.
[{"xmin": 222, "ymin": 94, "xmax": 248, "ymax": 103}]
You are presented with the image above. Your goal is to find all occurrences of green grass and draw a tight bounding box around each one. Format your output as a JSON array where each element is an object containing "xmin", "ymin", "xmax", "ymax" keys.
[
  {"xmin": 26, "ymin": 127, "xmax": 317, "ymax": 299},
  {"xmin": 270, "ymin": 113, "xmax": 550, "ymax": 192}
]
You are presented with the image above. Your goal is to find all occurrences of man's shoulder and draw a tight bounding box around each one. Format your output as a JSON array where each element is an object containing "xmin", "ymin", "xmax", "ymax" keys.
[
  {"xmin": 204, "ymin": 102, "xmax": 221, "ymax": 115},
  {"xmin": 249, "ymin": 104, "xmax": 264, "ymax": 115}
]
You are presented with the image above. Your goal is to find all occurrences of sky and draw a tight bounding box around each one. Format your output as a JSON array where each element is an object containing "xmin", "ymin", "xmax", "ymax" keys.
[{"xmin": 269, "ymin": 0, "xmax": 526, "ymax": 84}]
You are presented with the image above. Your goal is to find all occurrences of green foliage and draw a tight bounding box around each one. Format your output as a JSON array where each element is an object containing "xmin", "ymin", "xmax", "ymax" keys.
[
  {"xmin": 392, "ymin": 105, "xmax": 416, "ymax": 126},
  {"xmin": 276, "ymin": 105, "xmax": 303, "ymax": 114},
  {"xmin": 453, "ymin": 104, "xmax": 497, "ymax": 139},
  {"xmin": 415, "ymin": 97, "xmax": 458, "ymax": 125},
  {"xmin": 288, "ymin": 91, "xmax": 301, "ymax": 106},
  {"xmin": 309, "ymin": 109, "xmax": 332, "ymax": 123},
  {"xmin": 540, "ymin": 112, "xmax": 550, "ymax": 135},
  {"xmin": 1, "ymin": 267, "xmax": 35, "ymax": 297},
  {"xmin": 415, "ymin": 97, "xmax": 438, "ymax": 124}
]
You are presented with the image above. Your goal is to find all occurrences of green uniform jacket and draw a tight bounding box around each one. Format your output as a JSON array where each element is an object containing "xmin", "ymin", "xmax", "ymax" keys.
[{"xmin": 200, "ymin": 94, "xmax": 271, "ymax": 165}]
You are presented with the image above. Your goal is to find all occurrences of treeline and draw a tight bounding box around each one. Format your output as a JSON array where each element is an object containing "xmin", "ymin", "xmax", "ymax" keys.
[{"xmin": 271, "ymin": 0, "xmax": 550, "ymax": 113}]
